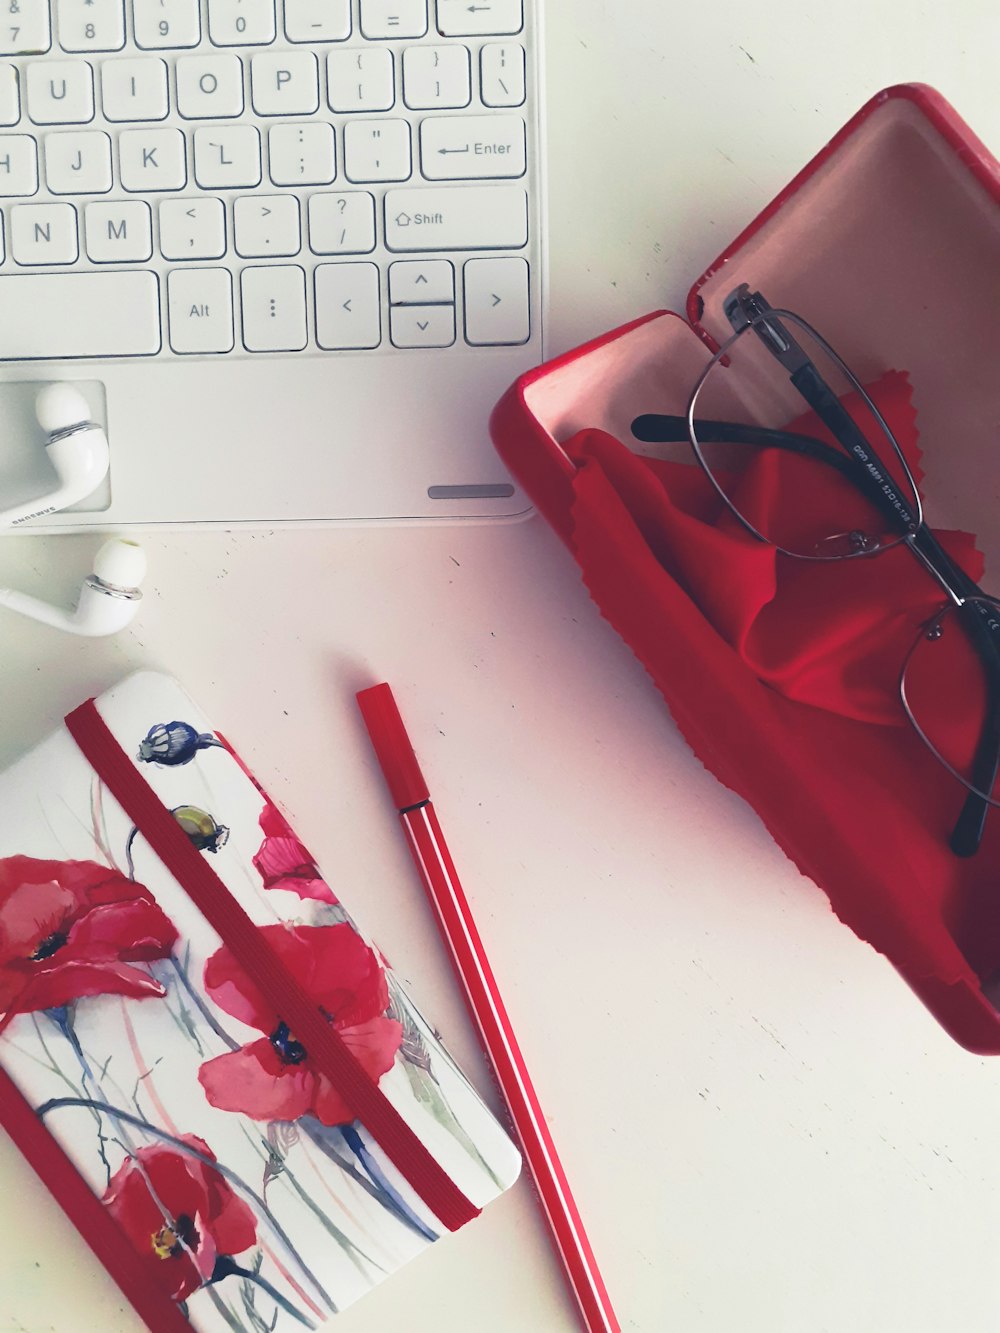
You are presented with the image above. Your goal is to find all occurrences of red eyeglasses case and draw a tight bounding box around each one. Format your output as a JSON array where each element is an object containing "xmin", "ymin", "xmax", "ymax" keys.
[{"xmin": 490, "ymin": 83, "xmax": 1000, "ymax": 1054}]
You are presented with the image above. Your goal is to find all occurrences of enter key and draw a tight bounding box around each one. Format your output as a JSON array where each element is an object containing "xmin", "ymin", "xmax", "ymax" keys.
[{"xmin": 420, "ymin": 115, "xmax": 526, "ymax": 180}]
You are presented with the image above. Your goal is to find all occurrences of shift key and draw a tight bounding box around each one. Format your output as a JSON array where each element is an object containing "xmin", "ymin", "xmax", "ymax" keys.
[{"xmin": 385, "ymin": 186, "xmax": 527, "ymax": 252}]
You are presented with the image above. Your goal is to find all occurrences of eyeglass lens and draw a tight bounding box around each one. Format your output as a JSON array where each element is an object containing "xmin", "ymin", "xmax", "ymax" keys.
[
  {"xmin": 687, "ymin": 313, "xmax": 921, "ymax": 560},
  {"xmin": 902, "ymin": 595, "xmax": 1000, "ymax": 809}
]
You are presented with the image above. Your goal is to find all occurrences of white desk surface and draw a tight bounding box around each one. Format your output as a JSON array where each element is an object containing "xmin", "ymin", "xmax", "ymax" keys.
[{"xmin": 3, "ymin": 4, "xmax": 1000, "ymax": 1332}]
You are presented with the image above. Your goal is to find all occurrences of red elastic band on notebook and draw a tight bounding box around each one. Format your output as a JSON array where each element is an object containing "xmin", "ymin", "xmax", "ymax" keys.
[
  {"xmin": 0, "ymin": 1063, "xmax": 194, "ymax": 1333},
  {"xmin": 66, "ymin": 698, "xmax": 480, "ymax": 1235}
]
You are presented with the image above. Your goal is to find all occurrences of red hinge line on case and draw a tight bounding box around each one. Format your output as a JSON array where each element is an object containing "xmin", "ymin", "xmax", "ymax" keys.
[
  {"xmin": 0, "ymin": 1063, "xmax": 195, "ymax": 1333},
  {"xmin": 65, "ymin": 698, "xmax": 480, "ymax": 1235}
]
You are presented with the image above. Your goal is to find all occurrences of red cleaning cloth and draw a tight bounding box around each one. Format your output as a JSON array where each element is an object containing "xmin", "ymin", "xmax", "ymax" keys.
[{"xmin": 562, "ymin": 371, "xmax": 1000, "ymax": 1053}]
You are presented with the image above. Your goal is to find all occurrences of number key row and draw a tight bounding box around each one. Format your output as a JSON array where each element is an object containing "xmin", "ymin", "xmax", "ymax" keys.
[
  {"xmin": 0, "ymin": 0, "xmax": 349, "ymax": 56},
  {"xmin": 0, "ymin": 0, "xmax": 522, "ymax": 56}
]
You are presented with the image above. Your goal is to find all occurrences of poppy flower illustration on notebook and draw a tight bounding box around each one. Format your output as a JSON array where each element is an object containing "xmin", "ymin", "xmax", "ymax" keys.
[
  {"xmin": 0, "ymin": 856, "xmax": 178, "ymax": 1026},
  {"xmin": 197, "ymin": 924, "xmax": 404, "ymax": 1127}
]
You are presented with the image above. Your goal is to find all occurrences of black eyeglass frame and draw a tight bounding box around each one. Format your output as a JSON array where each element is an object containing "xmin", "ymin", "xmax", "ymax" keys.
[{"xmin": 631, "ymin": 284, "xmax": 1000, "ymax": 858}]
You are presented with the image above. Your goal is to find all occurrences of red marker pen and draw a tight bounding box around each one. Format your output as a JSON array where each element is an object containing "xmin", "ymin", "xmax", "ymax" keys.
[{"xmin": 357, "ymin": 682, "xmax": 620, "ymax": 1333}]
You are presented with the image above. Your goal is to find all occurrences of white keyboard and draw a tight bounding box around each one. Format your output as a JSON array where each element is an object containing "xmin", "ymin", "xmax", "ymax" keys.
[
  {"xmin": 0, "ymin": 0, "xmax": 544, "ymax": 526},
  {"xmin": 0, "ymin": 0, "xmax": 534, "ymax": 358}
]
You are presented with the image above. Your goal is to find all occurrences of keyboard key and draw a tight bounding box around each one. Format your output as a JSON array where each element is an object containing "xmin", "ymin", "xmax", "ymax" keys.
[
  {"xmin": 119, "ymin": 126, "xmax": 186, "ymax": 189},
  {"xmin": 0, "ymin": 63, "xmax": 17, "ymax": 123},
  {"xmin": 390, "ymin": 303, "xmax": 454, "ymax": 348},
  {"xmin": 0, "ymin": 134, "xmax": 37, "ymax": 195},
  {"xmin": 207, "ymin": 0, "xmax": 276, "ymax": 46},
  {"xmin": 101, "ymin": 56, "xmax": 169, "ymax": 120},
  {"xmin": 250, "ymin": 51, "xmax": 318, "ymax": 116},
  {"xmin": 388, "ymin": 257, "xmax": 453, "ymax": 303},
  {"xmin": 0, "ymin": 271, "xmax": 160, "ymax": 357},
  {"xmin": 420, "ymin": 114, "xmax": 524, "ymax": 179},
  {"xmin": 480, "ymin": 42, "xmax": 525, "ymax": 107},
  {"xmin": 133, "ymin": 0, "xmax": 200, "ymax": 50},
  {"xmin": 314, "ymin": 261, "xmax": 380, "ymax": 349},
  {"xmin": 159, "ymin": 196, "xmax": 226, "ymax": 258},
  {"xmin": 344, "ymin": 118, "xmax": 410, "ymax": 183},
  {"xmin": 402, "ymin": 45, "xmax": 470, "ymax": 110},
  {"xmin": 268, "ymin": 121, "xmax": 335, "ymax": 185},
  {"xmin": 307, "ymin": 190, "xmax": 375, "ymax": 254},
  {"xmin": 26, "ymin": 60, "xmax": 94, "ymax": 124},
  {"xmin": 234, "ymin": 193, "xmax": 300, "ymax": 257},
  {"xmin": 464, "ymin": 255, "xmax": 529, "ymax": 344},
  {"xmin": 0, "ymin": 0, "xmax": 50, "ymax": 55},
  {"xmin": 57, "ymin": 0, "xmax": 125, "ymax": 52},
  {"xmin": 176, "ymin": 53, "xmax": 244, "ymax": 118},
  {"xmin": 241, "ymin": 264, "xmax": 307, "ymax": 350},
  {"xmin": 10, "ymin": 202, "xmax": 78, "ymax": 263},
  {"xmin": 385, "ymin": 184, "xmax": 527, "ymax": 250},
  {"xmin": 193, "ymin": 124, "xmax": 261, "ymax": 188},
  {"xmin": 44, "ymin": 129, "xmax": 113, "ymax": 192},
  {"xmin": 168, "ymin": 267, "xmax": 234, "ymax": 352},
  {"xmin": 437, "ymin": 0, "xmax": 521, "ymax": 36},
  {"xmin": 327, "ymin": 48, "xmax": 393, "ymax": 113},
  {"xmin": 284, "ymin": 0, "xmax": 350, "ymax": 42},
  {"xmin": 84, "ymin": 200, "xmax": 152, "ymax": 260},
  {"xmin": 360, "ymin": 0, "xmax": 426, "ymax": 39}
]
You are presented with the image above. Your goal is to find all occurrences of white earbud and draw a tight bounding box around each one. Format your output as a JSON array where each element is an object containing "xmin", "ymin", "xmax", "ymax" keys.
[
  {"xmin": 0, "ymin": 383, "xmax": 110, "ymax": 528},
  {"xmin": 0, "ymin": 537, "xmax": 147, "ymax": 635}
]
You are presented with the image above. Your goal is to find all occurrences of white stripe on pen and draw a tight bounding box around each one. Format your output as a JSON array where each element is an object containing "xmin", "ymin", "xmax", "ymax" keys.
[{"xmin": 404, "ymin": 804, "xmax": 612, "ymax": 1330}]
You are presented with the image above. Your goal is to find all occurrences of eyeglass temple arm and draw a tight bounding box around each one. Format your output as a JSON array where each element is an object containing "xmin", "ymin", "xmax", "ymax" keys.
[
  {"xmin": 633, "ymin": 413, "xmax": 831, "ymax": 453},
  {"xmin": 788, "ymin": 363, "xmax": 921, "ymax": 531},
  {"xmin": 727, "ymin": 287, "xmax": 921, "ymax": 531},
  {"xmin": 774, "ymin": 318, "xmax": 997, "ymax": 855},
  {"xmin": 631, "ymin": 414, "xmax": 901, "ymax": 519}
]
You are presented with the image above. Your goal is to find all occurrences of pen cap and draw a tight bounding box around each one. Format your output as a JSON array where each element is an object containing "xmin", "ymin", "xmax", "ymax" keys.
[{"xmin": 356, "ymin": 683, "xmax": 431, "ymax": 812}]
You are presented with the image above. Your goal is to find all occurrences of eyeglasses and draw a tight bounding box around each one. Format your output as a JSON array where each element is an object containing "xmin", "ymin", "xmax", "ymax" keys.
[{"xmin": 631, "ymin": 284, "xmax": 1000, "ymax": 857}]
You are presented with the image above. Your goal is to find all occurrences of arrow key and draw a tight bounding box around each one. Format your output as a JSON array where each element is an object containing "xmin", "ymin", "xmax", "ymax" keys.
[
  {"xmin": 464, "ymin": 255, "xmax": 529, "ymax": 345},
  {"xmin": 315, "ymin": 261, "xmax": 381, "ymax": 349},
  {"xmin": 159, "ymin": 196, "xmax": 226, "ymax": 261},
  {"xmin": 234, "ymin": 193, "xmax": 301, "ymax": 258},
  {"xmin": 390, "ymin": 302, "xmax": 455, "ymax": 348},
  {"xmin": 388, "ymin": 258, "xmax": 454, "ymax": 304}
]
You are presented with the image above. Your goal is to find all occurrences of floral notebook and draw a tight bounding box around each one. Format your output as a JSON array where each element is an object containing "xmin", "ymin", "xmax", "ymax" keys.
[{"xmin": 0, "ymin": 671, "xmax": 520, "ymax": 1332}]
